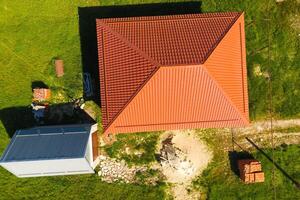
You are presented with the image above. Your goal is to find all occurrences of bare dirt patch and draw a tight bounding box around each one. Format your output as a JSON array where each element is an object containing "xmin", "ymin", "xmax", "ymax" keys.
[
  {"xmin": 158, "ymin": 129, "xmax": 212, "ymax": 200},
  {"xmin": 234, "ymin": 119, "xmax": 300, "ymax": 149}
]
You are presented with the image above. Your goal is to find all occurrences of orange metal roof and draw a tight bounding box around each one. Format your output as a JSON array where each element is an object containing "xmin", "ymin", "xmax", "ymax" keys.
[{"xmin": 96, "ymin": 12, "xmax": 249, "ymax": 135}]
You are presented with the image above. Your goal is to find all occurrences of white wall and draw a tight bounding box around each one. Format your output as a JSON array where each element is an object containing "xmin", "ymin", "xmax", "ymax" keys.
[
  {"xmin": 85, "ymin": 134, "xmax": 93, "ymax": 165},
  {"xmin": 0, "ymin": 158, "xmax": 94, "ymax": 178},
  {"xmin": 90, "ymin": 124, "xmax": 98, "ymax": 134},
  {"xmin": 85, "ymin": 123, "xmax": 98, "ymax": 169}
]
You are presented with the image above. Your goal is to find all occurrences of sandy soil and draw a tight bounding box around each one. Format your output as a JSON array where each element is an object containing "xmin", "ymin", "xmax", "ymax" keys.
[
  {"xmin": 158, "ymin": 129, "xmax": 212, "ymax": 200},
  {"xmin": 241, "ymin": 119, "xmax": 300, "ymax": 133},
  {"xmin": 234, "ymin": 119, "xmax": 300, "ymax": 149},
  {"xmin": 157, "ymin": 119, "xmax": 300, "ymax": 200}
]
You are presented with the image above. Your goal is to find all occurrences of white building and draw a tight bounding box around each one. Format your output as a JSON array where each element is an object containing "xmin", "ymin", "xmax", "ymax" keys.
[{"xmin": 0, "ymin": 124, "xmax": 99, "ymax": 178}]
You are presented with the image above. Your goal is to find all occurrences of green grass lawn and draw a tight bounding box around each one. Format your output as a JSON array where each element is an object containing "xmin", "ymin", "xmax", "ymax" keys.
[
  {"xmin": 196, "ymin": 145, "xmax": 300, "ymax": 200},
  {"xmin": 193, "ymin": 129, "xmax": 300, "ymax": 200},
  {"xmin": 0, "ymin": 0, "xmax": 300, "ymax": 199},
  {"xmin": 0, "ymin": 169, "xmax": 166, "ymax": 200},
  {"xmin": 201, "ymin": 0, "xmax": 300, "ymax": 120},
  {"xmin": 0, "ymin": 1, "xmax": 175, "ymax": 199},
  {"xmin": 105, "ymin": 132, "xmax": 161, "ymax": 166}
]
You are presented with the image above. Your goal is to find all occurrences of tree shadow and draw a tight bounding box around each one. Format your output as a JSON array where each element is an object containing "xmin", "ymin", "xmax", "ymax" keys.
[{"xmin": 78, "ymin": 1, "xmax": 202, "ymax": 106}]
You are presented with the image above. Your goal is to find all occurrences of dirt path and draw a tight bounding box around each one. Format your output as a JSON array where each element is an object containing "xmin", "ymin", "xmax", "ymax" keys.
[
  {"xmin": 234, "ymin": 119, "xmax": 300, "ymax": 149},
  {"xmin": 158, "ymin": 130, "xmax": 212, "ymax": 200},
  {"xmin": 240, "ymin": 119, "xmax": 300, "ymax": 133}
]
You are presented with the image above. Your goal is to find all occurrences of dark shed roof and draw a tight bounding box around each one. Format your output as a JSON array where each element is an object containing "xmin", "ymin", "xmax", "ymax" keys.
[{"xmin": 0, "ymin": 124, "xmax": 92, "ymax": 162}]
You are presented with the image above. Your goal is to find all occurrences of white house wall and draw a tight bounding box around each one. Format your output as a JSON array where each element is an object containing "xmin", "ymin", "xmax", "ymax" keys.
[
  {"xmin": 85, "ymin": 134, "xmax": 93, "ymax": 165},
  {"xmin": 0, "ymin": 158, "xmax": 94, "ymax": 178}
]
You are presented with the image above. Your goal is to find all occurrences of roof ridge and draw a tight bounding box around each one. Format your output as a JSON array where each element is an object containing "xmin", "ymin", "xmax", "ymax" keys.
[
  {"xmin": 97, "ymin": 20, "xmax": 160, "ymax": 66},
  {"xmin": 202, "ymin": 12, "xmax": 243, "ymax": 63},
  {"xmin": 201, "ymin": 65, "xmax": 249, "ymax": 125},
  {"xmin": 103, "ymin": 67, "xmax": 161, "ymax": 133}
]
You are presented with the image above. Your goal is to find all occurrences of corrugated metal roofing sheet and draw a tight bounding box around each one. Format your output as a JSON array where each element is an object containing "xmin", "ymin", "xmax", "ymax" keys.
[
  {"xmin": 100, "ymin": 12, "xmax": 240, "ymax": 65},
  {"xmin": 97, "ymin": 22, "xmax": 159, "ymax": 127},
  {"xmin": 106, "ymin": 65, "xmax": 246, "ymax": 134},
  {"xmin": 204, "ymin": 14, "xmax": 249, "ymax": 122},
  {"xmin": 0, "ymin": 124, "xmax": 92, "ymax": 162},
  {"xmin": 96, "ymin": 12, "xmax": 249, "ymax": 135}
]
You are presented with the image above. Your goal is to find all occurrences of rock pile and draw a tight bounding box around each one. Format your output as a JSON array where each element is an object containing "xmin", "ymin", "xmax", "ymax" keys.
[
  {"xmin": 160, "ymin": 135, "xmax": 195, "ymax": 176},
  {"xmin": 97, "ymin": 156, "xmax": 147, "ymax": 183}
]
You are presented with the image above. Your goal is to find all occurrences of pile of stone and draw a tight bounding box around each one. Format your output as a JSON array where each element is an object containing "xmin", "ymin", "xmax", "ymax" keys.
[
  {"xmin": 160, "ymin": 135, "xmax": 194, "ymax": 176},
  {"xmin": 97, "ymin": 156, "xmax": 147, "ymax": 183}
]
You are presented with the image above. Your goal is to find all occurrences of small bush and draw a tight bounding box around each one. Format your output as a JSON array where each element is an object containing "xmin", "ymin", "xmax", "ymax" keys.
[{"xmin": 105, "ymin": 132, "xmax": 161, "ymax": 166}]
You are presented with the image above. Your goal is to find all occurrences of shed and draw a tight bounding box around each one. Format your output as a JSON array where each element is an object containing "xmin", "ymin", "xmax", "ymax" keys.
[
  {"xmin": 0, "ymin": 124, "xmax": 98, "ymax": 178},
  {"xmin": 96, "ymin": 12, "xmax": 249, "ymax": 136}
]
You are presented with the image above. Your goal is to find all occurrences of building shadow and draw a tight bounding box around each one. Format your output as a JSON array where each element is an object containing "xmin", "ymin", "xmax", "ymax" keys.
[
  {"xmin": 45, "ymin": 102, "xmax": 95, "ymax": 125},
  {"xmin": 0, "ymin": 103, "xmax": 95, "ymax": 138},
  {"xmin": 0, "ymin": 106, "xmax": 35, "ymax": 138},
  {"xmin": 78, "ymin": 1, "xmax": 202, "ymax": 106},
  {"xmin": 31, "ymin": 81, "xmax": 49, "ymax": 89}
]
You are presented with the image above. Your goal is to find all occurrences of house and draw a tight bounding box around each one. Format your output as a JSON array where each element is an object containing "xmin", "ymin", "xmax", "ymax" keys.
[
  {"xmin": 96, "ymin": 12, "xmax": 249, "ymax": 136},
  {"xmin": 0, "ymin": 124, "xmax": 99, "ymax": 177}
]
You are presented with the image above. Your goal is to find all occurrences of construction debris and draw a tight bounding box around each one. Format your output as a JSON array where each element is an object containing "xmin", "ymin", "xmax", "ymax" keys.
[
  {"xmin": 97, "ymin": 156, "xmax": 147, "ymax": 183},
  {"xmin": 33, "ymin": 88, "xmax": 51, "ymax": 102},
  {"xmin": 238, "ymin": 159, "xmax": 265, "ymax": 183},
  {"xmin": 160, "ymin": 135, "xmax": 194, "ymax": 177},
  {"xmin": 31, "ymin": 103, "xmax": 49, "ymax": 124}
]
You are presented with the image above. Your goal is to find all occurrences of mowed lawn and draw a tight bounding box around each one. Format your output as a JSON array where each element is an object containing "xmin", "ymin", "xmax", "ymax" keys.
[{"xmin": 0, "ymin": 0, "xmax": 299, "ymax": 199}]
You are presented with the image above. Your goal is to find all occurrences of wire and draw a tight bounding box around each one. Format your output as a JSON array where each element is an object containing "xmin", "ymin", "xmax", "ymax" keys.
[{"xmin": 267, "ymin": 1, "xmax": 276, "ymax": 199}]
